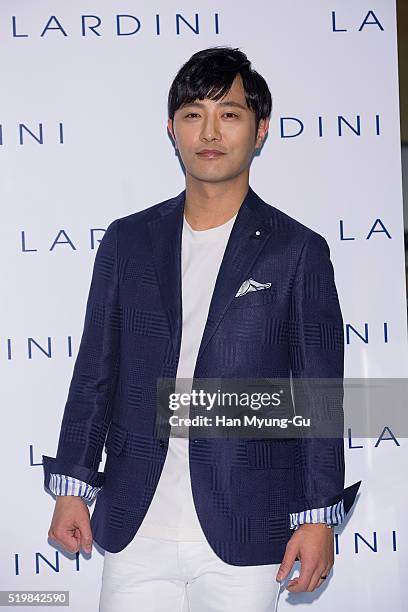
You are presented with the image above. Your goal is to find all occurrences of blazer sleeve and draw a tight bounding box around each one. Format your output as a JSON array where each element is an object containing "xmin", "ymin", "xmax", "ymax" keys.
[
  {"xmin": 42, "ymin": 218, "xmax": 120, "ymax": 492},
  {"xmin": 288, "ymin": 231, "xmax": 361, "ymax": 517}
]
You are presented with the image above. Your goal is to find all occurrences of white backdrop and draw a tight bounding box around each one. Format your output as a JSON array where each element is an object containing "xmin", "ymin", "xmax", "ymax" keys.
[{"xmin": 1, "ymin": 1, "xmax": 407, "ymax": 610}]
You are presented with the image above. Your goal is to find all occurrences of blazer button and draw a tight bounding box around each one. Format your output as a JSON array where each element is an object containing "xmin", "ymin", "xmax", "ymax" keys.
[{"xmin": 159, "ymin": 440, "xmax": 165, "ymax": 448}]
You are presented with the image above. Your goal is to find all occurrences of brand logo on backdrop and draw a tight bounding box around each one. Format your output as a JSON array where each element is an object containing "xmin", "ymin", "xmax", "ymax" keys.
[
  {"xmin": 348, "ymin": 426, "xmax": 400, "ymax": 450},
  {"xmin": 339, "ymin": 219, "xmax": 392, "ymax": 241},
  {"xmin": 331, "ymin": 10, "xmax": 384, "ymax": 32},
  {"xmin": 16, "ymin": 218, "xmax": 395, "ymax": 252},
  {"xmin": 280, "ymin": 115, "xmax": 381, "ymax": 138},
  {"xmin": 0, "ymin": 323, "xmax": 393, "ymax": 361},
  {"xmin": 8, "ymin": 527, "xmax": 398, "ymax": 575},
  {"xmin": 8, "ymin": 11, "xmax": 386, "ymax": 38},
  {"xmin": 1, "ymin": 115, "xmax": 382, "ymax": 146},
  {"xmin": 10, "ymin": 13, "xmax": 220, "ymax": 38},
  {"xmin": 0, "ymin": 123, "xmax": 64, "ymax": 145},
  {"xmin": 346, "ymin": 322, "xmax": 389, "ymax": 344},
  {"xmin": 20, "ymin": 228, "xmax": 106, "ymax": 252},
  {"xmin": 13, "ymin": 550, "xmax": 82, "ymax": 575}
]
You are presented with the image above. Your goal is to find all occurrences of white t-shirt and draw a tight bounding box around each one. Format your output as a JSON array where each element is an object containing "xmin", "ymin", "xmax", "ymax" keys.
[{"xmin": 137, "ymin": 210, "xmax": 238, "ymax": 540}]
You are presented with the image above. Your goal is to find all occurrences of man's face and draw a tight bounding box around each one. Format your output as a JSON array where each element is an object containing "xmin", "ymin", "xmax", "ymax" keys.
[{"xmin": 168, "ymin": 74, "xmax": 268, "ymax": 185}]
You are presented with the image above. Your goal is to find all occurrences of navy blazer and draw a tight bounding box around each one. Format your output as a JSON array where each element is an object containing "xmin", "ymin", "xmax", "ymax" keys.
[{"xmin": 42, "ymin": 186, "xmax": 361, "ymax": 565}]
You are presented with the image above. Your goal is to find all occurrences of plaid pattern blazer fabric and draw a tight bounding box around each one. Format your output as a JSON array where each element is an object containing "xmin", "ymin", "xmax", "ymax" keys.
[{"xmin": 42, "ymin": 186, "xmax": 361, "ymax": 565}]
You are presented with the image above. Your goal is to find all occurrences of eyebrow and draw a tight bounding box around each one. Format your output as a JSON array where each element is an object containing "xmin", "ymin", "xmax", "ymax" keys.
[{"xmin": 180, "ymin": 100, "xmax": 248, "ymax": 111}]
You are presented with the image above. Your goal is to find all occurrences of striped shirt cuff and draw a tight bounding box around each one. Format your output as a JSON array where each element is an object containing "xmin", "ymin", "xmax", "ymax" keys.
[
  {"xmin": 289, "ymin": 499, "xmax": 345, "ymax": 530},
  {"xmin": 49, "ymin": 473, "xmax": 101, "ymax": 502}
]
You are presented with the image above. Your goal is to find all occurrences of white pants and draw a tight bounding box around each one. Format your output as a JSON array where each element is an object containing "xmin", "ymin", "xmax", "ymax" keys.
[{"xmin": 99, "ymin": 532, "xmax": 283, "ymax": 612}]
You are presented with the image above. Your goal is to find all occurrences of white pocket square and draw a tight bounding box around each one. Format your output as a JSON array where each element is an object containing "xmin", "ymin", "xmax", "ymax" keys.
[{"xmin": 235, "ymin": 277, "xmax": 272, "ymax": 298}]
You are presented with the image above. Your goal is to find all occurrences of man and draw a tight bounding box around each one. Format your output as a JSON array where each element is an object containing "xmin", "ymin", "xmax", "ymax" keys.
[{"xmin": 43, "ymin": 47, "xmax": 361, "ymax": 611}]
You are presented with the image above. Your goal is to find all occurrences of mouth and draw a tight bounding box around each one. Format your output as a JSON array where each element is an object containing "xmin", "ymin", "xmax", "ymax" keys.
[{"xmin": 196, "ymin": 150, "xmax": 226, "ymax": 159}]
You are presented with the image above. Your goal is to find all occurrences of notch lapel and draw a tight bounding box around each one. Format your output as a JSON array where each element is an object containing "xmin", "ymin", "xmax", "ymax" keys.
[
  {"xmin": 147, "ymin": 191, "xmax": 185, "ymax": 362},
  {"xmin": 147, "ymin": 186, "xmax": 273, "ymax": 370}
]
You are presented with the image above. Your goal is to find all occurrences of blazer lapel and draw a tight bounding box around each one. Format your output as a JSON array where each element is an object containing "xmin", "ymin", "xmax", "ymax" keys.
[
  {"xmin": 147, "ymin": 186, "xmax": 273, "ymax": 368},
  {"xmin": 147, "ymin": 191, "xmax": 185, "ymax": 362}
]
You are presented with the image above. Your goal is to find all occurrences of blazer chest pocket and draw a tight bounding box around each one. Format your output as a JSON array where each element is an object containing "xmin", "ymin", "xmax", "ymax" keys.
[
  {"xmin": 230, "ymin": 287, "xmax": 275, "ymax": 309},
  {"xmin": 247, "ymin": 439, "xmax": 296, "ymax": 469},
  {"xmin": 105, "ymin": 422, "xmax": 127, "ymax": 456}
]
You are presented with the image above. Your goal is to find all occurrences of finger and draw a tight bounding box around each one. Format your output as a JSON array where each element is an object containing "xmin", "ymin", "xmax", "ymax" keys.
[
  {"xmin": 286, "ymin": 560, "xmax": 316, "ymax": 593},
  {"xmin": 51, "ymin": 529, "xmax": 80, "ymax": 554},
  {"xmin": 305, "ymin": 567, "xmax": 327, "ymax": 592},
  {"xmin": 276, "ymin": 544, "xmax": 298, "ymax": 582},
  {"xmin": 78, "ymin": 524, "xmax": 93, "ymax": 553},
  {"xmin": 65, "ymin": 527, "xmax": 81, "ymax": 554},
  {"xmin": 314, "ymin": 577, "xmax": 327, "ymax": 590},
  {"xmin": 286, "ymin": 565, "xmax": 330, "ymax": 591},
  {"xmin": 74, "ymin": 527, "xmax": 83, "ymax": 549},
  {"xmin": 313, "ymin": 566, "xmax": 332, "ymax": 590}
]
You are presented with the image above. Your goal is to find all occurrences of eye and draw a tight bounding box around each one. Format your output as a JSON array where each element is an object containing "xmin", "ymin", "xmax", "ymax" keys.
[
  {"xmin": 185, "ymin": 113, "xmax": 200, "ymax": 118},
  {"xmin": 224, "ymin": 112, "xmax": 238, "ymax": 118}
]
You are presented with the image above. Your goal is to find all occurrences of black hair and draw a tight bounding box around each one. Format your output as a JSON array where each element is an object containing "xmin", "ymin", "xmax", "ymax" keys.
[{"xmin": 168, "ymin": 46, "xmax": 272, "ymax": 131}]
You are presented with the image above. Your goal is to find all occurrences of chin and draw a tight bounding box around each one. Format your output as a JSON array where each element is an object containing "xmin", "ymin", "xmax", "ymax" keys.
[
  {"xmin": 189, "ymin": 165, "xmax": 235, "ymax": 182},
  {"xmin": 191, "ymin": 172, "xmax": 232, "ymax": 184}
]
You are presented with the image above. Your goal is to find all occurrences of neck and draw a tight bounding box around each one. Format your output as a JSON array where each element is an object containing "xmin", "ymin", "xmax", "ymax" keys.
[{"xmin": 183, "ymin": 172, "xmax": 249, "ymax": 231}]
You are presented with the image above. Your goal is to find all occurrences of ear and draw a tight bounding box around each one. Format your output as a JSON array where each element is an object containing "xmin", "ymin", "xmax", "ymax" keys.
[
  {"xmin": 167, "ymin": 118, "xmax": 177, "ymax": 148},
  {"xmin": 256, "ymin": 117, "xmax": 269, "ymax": 148}
]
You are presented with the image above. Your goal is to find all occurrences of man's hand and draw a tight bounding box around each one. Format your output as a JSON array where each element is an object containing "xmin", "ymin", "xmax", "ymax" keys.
[
  {"xmin": 48, "ymin": 496, "xmax": 93, "ymax": 554},
  {"xmin": 276, "ymin": 524, "xmax": 334, "ymax": 592}
]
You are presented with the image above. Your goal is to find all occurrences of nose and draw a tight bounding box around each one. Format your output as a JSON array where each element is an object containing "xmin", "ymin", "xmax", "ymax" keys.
[{"xmin": 200, "ymin": 114, "xmax": 221, "ymax": 142}]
